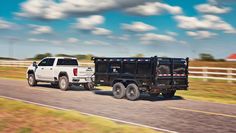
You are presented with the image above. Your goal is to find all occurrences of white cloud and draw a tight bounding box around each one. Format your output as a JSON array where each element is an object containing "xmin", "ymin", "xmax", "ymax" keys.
[
  {"xmin": 67, "ymin": 37, "xmax": 79, "ymax": 43},
  {"xmin": 16, "ymin": 0, "xmax": 148, "ymax": 20},
  {"xmin": 166, "ymin": 31, "xmax": 178, "ymax": 36},
  {"xmin": 195, "ymin": 3, "xmax": 231, "ymax": 14},
  {"xmin": 28, "ymin": 38, "xmax": 49, "ymax": 43},
  {"xmin": 29, "ymin": 24, "xmax": 53, "ymax": 34},
  {"xmin": 75, "ymin": 15, "xmax": 104, "ymax": 30},
  {"xmin": 28, "ymin": 38, "xmax": 62, "ymax": 44},
  {"xmin": 186, "ymin": 31, "xmax": 217, "ymax": 39},
  {"xmin": 92, "ymin": 28, "xmax": 112, "ymax": 35},
  {"xmin": 126, "ymin": 2, "xmax": 183, "ymax": 16},
  {"xmin": 108, "ymin": 34, "xmax": 130, "ymax": 40},
  {"xmin": 0, "ymin": 18, "xmax": 15, "ymax": 30},
  {"xmin": 84, "ymin": 40, "xmax": 109, "ymax": 46},
  {"xmin": 140, "ymin": 33, "xmax": 176, "ymax": 44},
  {"xmin": 16, "ymin": 0, "xmax": 65, "ymax": 20},
  {"xmin": 174, "ymin": 15, "xmax": 236, "ymax": 33},
  {"xmin": 122, "ymin": 22, "xmax": 156, "ymax": 32}
]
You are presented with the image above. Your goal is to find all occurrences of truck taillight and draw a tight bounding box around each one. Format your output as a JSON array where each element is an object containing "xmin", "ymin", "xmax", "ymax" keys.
[{"xmin": 73, "ymin": 68, "xmax": 78, "ymax": 76}]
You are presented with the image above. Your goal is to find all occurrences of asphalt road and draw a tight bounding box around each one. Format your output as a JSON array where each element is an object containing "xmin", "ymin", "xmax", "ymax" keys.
[{"xmin": 0, "ymin": 79, "xmax": 235, "ymax": 133}]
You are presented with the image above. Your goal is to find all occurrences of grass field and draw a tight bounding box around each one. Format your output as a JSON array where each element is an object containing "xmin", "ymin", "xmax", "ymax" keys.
[
  {"xmin": 0, "ymin": 98, "xmax": 159, "ymax": 133},
  {"xmin": 0, "ymin": 66, "xmax": 236, "ymax": 104},
  {"xmin": 189, "ymin": 60, "xmax": 236, "ymax": 68}
]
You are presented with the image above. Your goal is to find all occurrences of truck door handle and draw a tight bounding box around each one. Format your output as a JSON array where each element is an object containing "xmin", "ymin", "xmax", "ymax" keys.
[
  {"xmin": 41, "ymin": 68, "xmax": 44, "ymax": 70},
  {"xmin": 50, "ymin": 68, "xmax": 52, "ymax": 70}
]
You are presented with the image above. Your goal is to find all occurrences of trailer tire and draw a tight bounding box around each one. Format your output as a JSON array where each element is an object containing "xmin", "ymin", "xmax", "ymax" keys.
[
  {"xmin": 162, "ymin": 90, "xmax": 176, "ymax": 99},
  {"xmin": 59, "ymin": 76, "xmax": 69, "ymax": 91},
  {"xmin": 126, "ymin": 84, "xmax": 140, "ymax": 101},
  {"xmin": 84, "ymin": 82, "xmax": 94, "ymax": 91},
  {"xmin": 28, "ymin": 74, "xmax": 37, "ymax": 86},
  {"xmin": 112, "ymin": 82, "xmax": 126, "ymax": 99}
]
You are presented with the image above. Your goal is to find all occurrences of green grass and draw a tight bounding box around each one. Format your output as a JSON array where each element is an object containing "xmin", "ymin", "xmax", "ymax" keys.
[
  {"xmin": 0, "ymin": 98, "xmax": 159, "ymax": 133},
  {"xmin": 176, "ymin": 79, "xmax": 236, "ymax": 104}
]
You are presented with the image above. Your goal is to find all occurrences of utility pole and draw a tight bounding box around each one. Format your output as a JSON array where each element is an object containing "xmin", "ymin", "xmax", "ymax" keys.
[{"xmin": 8, "ymin": 37, "xmax": 19, "ymax": 58}]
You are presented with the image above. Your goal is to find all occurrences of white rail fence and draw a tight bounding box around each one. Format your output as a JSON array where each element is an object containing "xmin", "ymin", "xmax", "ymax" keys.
[{"xmin": 0, "ymin": 60, "xmax": 236, "ymax": 82}]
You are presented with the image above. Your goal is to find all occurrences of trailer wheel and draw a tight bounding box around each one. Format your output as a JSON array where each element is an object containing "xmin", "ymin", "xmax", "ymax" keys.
[
  {"xmin": 84, "ymin": 82, "xmax": 94, "ymax": 91},
  {"xmin": 162, "ymin": 90, "xmax": 176, "ymax": 99},
  {"xmin": 59, "ymin": 76, "xmax": 69, "ymax": 91},
  {"xmin": 126, "ymin": 84, "xmax": 140, "ymax": 101},
  {"xmin": 112, "ymin": 82, "xmax": 126, "ymax": 99}
]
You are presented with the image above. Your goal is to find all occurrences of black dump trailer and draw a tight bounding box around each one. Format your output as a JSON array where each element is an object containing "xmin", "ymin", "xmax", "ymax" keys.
[{"xmin": 92, "ymin": 56, "xmax": 189, "ymax": 100}]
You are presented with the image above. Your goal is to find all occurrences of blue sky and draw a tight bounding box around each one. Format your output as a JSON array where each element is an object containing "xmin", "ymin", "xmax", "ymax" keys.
[{"xmin": 0, "ymin": 0, "xmax": 236, "ymax": 59}]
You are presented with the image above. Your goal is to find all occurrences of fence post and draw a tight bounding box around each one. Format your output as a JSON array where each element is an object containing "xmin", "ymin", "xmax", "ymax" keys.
[
  {"xmin": 203, "ymin": 67, "xmax": 208, "ymax": 82},
  {"xmin": 227, "ymin": 68, "xmax": 233, "ymax": 83}
]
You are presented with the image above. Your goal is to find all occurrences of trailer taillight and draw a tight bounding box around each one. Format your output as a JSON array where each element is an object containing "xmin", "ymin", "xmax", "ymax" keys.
[{"xmin": 73, "ymin": 68, "xmax": 78, "ymax": 76}]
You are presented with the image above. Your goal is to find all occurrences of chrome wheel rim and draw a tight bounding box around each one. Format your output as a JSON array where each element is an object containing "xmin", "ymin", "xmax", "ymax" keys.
[
  {"xmin": 29, "ymin": 76, "xmax": 33, "ymax": 85},
  {"xmin": 60, "ymin": 79, "xmax": 66, "ymax": 88}
]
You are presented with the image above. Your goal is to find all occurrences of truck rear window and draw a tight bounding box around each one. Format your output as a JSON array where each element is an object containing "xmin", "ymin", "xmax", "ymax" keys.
[{"xmin": 57, "ymin": 59, "xmax": 78, "ymax": 66}]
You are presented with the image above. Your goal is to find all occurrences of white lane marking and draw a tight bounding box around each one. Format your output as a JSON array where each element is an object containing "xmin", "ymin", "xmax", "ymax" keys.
[{"xmin": 0, "ymin": 95, "xmax": 177, "ymax": 133}]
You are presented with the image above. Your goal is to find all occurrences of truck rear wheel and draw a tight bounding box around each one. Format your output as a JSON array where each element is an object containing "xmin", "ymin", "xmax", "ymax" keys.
[
  {"xmin": 59, "ymin": 76, "xmax": 69, "ymax": 91},
  {"xmin": 162, "ymin": 90, "xmax": 176, "ymax": 99},
  {"xmin": 112, "ymin": 82, "xmax": 126, "ymax": 99},
  {"xmin": 126, "ymin": 84, "xmax": 140, "ymax": 101},
  {"xmin": 28, "ymin": 74, "xmax": 37, "ymax": 86},
  {"xmin": 84, "ymin": 82, "xmax": 94, "ymax": 91}
]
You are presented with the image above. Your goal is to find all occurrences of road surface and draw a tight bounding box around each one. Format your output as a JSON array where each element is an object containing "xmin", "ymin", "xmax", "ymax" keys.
[{"xmin": 0, "ymin": 78, "xmax": 235, "ymax": 133}]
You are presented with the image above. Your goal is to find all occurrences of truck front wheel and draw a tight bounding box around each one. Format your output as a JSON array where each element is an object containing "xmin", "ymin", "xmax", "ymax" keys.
[
  {"xmin": 162, "ymin": 90, "xmax": 176, "ymax": 99},
  {"xmin": 59, "ymin": 76, "xmax": 69, "ymax": 91},
  {"xmin": 28, "ymin": 74, "xmax": 37, "ymax": 86},
  {"xmin": 112, "ymin": 82, "xmax": 126, "ymax": 99},
  {"xmin": 126, "ymin": 84, "xmax": 140, "ymax": 101}
]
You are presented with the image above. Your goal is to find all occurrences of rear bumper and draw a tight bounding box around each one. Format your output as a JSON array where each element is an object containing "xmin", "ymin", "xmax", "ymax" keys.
[{"xmin": 71, "ymin": 76, "xmax": 94, "ymax": 84}]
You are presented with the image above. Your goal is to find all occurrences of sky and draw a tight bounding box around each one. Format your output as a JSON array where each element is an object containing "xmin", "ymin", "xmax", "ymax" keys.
[{"xmin": 0, "ymin": 0, "xmax": 236, "ymax": 59}]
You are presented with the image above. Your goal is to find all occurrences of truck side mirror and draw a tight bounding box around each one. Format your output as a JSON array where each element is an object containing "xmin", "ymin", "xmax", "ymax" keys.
[{"xmin": 33, "ymin": 61, "xmax": 37, "ymax": 68}]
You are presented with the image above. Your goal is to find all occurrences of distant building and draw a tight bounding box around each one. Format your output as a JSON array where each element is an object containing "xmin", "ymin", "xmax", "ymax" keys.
[{"xmin": 226, "ymin": 54, "xmax": 236, "ymax": 61}]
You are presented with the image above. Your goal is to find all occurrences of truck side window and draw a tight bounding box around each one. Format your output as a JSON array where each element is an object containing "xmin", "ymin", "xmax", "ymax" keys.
[
  {"xmin": 97, "ymin": 62, "xmax": 108, "ymax": 73},
  {"xmin": 123, "ymin": 63, "xmax": 136, "ymax": 74},
  {"xmin": 38, "ymin": 59, "xmax": 48, "ymax": 66},
  {"xmin": 109, "ymin": 62, "xmax": 121, "ymax": 73},
  {"xmin": 137, "ymin": 63, "xmax": 151, "ymax": 74},
  {"xmin": 47, "ymin": 58, "xmax": 55, "ymax": 66}
]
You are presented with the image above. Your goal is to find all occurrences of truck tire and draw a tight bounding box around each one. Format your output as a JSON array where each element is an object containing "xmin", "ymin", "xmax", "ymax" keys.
[
  {"xmin": 112, "ymin": 82, "xmax": 126, "ymax": 99},
  {"xmin": 59, "ymin": 76, "xmax": 69, "ymax": 91},
  {"xmin": 125, "ymin": 84, "xmax": 140, "ymax": 101},
  {"xmin": 28, "ymin": 74, "xmax": 37, "ymax": 86},
  {"xmin": 162, "ymin": 90, "xmax": 176, "ymax": 99},
  {"xmin": 84, "ymin": 82, "xmax": 94, "ymax": 91}
]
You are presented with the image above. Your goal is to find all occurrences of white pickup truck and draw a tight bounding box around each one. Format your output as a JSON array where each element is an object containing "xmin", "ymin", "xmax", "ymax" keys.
[{"xmin": 26, "ymin": 57, "xmax": 94, "ymax": 91}]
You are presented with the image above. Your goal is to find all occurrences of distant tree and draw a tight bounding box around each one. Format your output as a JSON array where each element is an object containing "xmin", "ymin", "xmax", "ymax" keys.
[
  {"xmin": 33, "ymin": 53, "xmax": 52, "ymax": 60},
  {"xmin": 134, "ymin": 54, "xmax": 144, "ymax": 57},
  {"xmin": 75, "ymin": 54, "xmax": 93, "ymax": 60},
  {"xmin": 199, "ymin": 53, "xmax": 215, "ymax": 61},
  {"xmin": 55, "ymin": 54, "xmax": 74, "ymax": 57}
]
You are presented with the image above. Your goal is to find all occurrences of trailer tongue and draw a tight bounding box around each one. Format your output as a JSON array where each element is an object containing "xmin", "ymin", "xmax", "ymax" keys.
[{"xmin": 92, "ymin": 56, "xmax": 189, "ymax": 101}]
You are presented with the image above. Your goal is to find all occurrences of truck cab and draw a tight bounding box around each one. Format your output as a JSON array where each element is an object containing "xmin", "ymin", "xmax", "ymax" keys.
[
  {"xmin": 27, "ymin": 57, "xmax": 94, "ymax": 91},
  {"xmin": 92, "ymin": 56, "xmax": 189, "ymax": 100}
]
